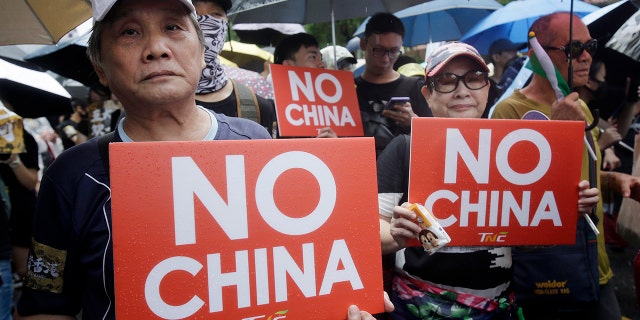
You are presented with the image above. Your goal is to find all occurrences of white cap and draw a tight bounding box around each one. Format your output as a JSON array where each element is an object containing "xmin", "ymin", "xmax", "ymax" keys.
[
  {"xmin": 90, "ymin": 0, "xmax": 196, "ymax": 21},
  {"xmin": 320, "ymin": 46, "xmax": 357, "ymax": 70}
]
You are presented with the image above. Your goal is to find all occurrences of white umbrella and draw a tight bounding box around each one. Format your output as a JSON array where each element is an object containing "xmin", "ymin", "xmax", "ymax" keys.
[
  {"xmin": 0, "ymin": 0, "xmax": 92, "ymax": 45},
  {"xmin": 0, "ymin": 57, "xmax": 71, "ymax": 118}
]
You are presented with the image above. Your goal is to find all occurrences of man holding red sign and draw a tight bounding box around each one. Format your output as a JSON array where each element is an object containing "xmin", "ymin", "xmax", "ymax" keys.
[
  {"xmin": 376, "ymin": 42, "xmax": 599, "ymax": 319},
  {"xmin": 491, "ymin": 13, "xmax": 640, "ymax": 320},
  {"xmin": 15, "ymin": 1, "xmax": 270, "ymax": 319},
  {"xmin": 15, "ymin": 0, "xmax": 389, "ymax": 319},
  {"xmin": 273, "ymin": 33, "xmax": 337, "ymax": 138}
]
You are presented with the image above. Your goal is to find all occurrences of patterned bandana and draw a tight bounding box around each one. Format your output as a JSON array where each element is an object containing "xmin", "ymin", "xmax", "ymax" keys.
[{"xmin": 197, "ymin": 15, "xmax": 229, "ymax": 94}]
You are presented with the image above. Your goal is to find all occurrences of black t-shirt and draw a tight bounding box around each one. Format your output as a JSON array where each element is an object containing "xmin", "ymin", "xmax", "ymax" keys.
[
  {"xmin": 356, "ymin": 75, "xmax": 432, "ymax": 156},
  {"xmin": 196, "ymin": 87, "xmax": 276, "ymax": 136},
  {"xmin": 1, "ymin": 131, "xmax": 39, "ymax": 247}
]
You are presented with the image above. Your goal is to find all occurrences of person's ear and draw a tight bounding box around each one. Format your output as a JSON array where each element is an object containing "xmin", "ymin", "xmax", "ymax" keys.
[
  {"xmin": 360, "ymin": 37, "xmax": 366, "ymax": 51},
  {"xmin": 421, "ymin": 85, "xmax": 431, "ymax": 104},
  {"xmin": 93, "ymin": 63, "xmax": 109, "ymax": 88},
  {"xmin": 282, "ymin": 59, "xmax": 294, "ymax": 66}
]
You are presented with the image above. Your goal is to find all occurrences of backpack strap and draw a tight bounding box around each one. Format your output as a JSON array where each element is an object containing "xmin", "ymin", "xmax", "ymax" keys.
[
  {"xmin": 98, "ymin": 131, "xmax": 116, "ymax": 174},
  {"xmin": 231, "ymin": 79, "xmax": 261, "ymax": 124}
]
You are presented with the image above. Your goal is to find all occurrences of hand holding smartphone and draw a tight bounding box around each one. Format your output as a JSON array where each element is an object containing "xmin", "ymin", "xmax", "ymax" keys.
[{"xmin": 385, "ymin": 97, "xmax": 410, "ymax": 110}]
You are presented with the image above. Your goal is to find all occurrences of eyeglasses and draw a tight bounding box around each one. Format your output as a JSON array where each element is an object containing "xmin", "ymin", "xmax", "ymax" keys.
[
  {"xmin": 367, "ymin": 44, "xmax": 402, "ymax": 59},
  {"xmin": 429, "ymin": 70, "xmax": 489, "ymax": 93},
  {"xmin": 543, "ymin": 39, "xmax": 598, "ymax": 59}
]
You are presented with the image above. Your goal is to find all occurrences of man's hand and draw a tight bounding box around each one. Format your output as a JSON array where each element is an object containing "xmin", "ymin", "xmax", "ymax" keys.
[
  {"xmin": 608, "ymin": 171, "xmax": 640, "ymax": 201},
  {"xmin": 598, "ymin": 127, "xmax": 622, "ymax": 150},
  {"xmin": 551, "ymin": 92, "xmax": 586, "ymax": 121},
  {"xmin": 602, "ymin": 148, "xmax": 621, "ymax": 171},
  {"xmin": 382, "ymin": 102, "xmax": 417, "ymax": 127},
  {"xmin": 347, "ymin": 292, "xmax": 394, "ymax": 320},
  {"xmin": 316, "ymin": 127, "xmax": 338, "ymax": 138},
  {"xmin": 577, "ymin": 180, "xmax": 599, "ymax": 215}
]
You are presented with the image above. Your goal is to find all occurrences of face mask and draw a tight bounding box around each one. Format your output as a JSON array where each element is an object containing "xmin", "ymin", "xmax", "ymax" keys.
[{"xmin": 196, "ymin": 15, "xmax": 229, "ymax": 94}]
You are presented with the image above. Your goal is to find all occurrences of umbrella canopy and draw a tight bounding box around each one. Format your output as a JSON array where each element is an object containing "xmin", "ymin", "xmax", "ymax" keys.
[
  {"xmin": 0, "ymin": 57, "xmax": 71, "ymax": 118},
  {"xmin": 0, "ymin": 0, "xmax": 92, "ymax": 45},
  {"xmin": 233, "ymin": 23, "xmax": 306, "ymax": 47},
  {"xmin": 353, "ymin": 0, "xmax": 503, "ymax": 47},
  {"xmin": 229, "ymin": 0, "xmax": 426, "ymax": 24},
  {"xmin": 583, "ymin": 0, "xmax": 640, "ymax": 84},
  {"xmin": 223, "ymin": 65, "xmax": 273, "ymax": 99},
  {"xmin": 606, "ymin": 11, "xmax": 640, "ymax": 61},
  {"xmin": 221, "ymin": 40, "xmax": 273, "ymax": 73},
  {"xmin": 25, "ymin": 32, "xmax": 98, "ymax": 86},
  {"xmin": 460, "ymin": 0, "xmax": 600, "ymax": 55}
]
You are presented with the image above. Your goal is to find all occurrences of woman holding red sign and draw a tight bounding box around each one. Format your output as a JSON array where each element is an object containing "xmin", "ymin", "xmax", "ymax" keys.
[{"xmin": 376, "ymin": 42, "xmax": 600, "ymax": 319}]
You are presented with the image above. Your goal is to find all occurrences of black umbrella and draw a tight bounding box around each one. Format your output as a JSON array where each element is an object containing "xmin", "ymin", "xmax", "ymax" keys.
[
  {"xmin": 232, "ymin": 23, "xmax": 305, "ymax": 47},
  {"xmin": 24, "ymin": 32, "xmax": 98, "ymax": 87},
  {"xmin": 0, "ymin": 57, "xmax": 72, "ymax": 118},
  {"xmin": 584, "ymin": 0, "xmax": 640, "ymax": 86}
]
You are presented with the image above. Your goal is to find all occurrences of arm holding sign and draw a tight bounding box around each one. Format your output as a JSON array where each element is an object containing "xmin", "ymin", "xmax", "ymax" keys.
[
  {"xmin": 578, "ymin": 180, "xmax": 600, "ymax": 215},
  {"xmin": 379, "ymin": 204, "xmax": 421, "ymax": 255}
]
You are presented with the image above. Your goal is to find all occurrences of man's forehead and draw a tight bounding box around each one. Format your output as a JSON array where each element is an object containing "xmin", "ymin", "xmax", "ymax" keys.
[
  {"xmin": 367, "ymin": 33, "xmax": 402, "ymax": 46},
  {"xmin": 299, "ymin": 46, "xmax": 320, "ymax": 54}
]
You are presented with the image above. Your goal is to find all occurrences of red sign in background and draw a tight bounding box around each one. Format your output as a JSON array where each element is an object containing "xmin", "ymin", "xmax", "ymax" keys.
[
  {"xmin": 110, "ymin": 138, "xmax": 382, "ymax": 319},
  {"xmin": 409, "ymin": 118, "xmax": 585, "ymax": 246},
  {"xmin": 270, "ymin": 64, "xmax": 363, "ymax": 137}
]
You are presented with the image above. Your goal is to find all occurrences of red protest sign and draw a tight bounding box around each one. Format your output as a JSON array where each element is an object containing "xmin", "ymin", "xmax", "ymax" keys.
[
  {"xmin": 270, "ymin": 64, "xmax": 363, "ymax": 137},
  {"xmin": 408, "ymin": 118, "xmax": 585, "ymax": 246},
  {"xmin": 110, "ymin": 138, "xmax": 382, "ymax": 319}
]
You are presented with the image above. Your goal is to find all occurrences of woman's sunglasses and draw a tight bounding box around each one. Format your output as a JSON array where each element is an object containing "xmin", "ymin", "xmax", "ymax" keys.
[{"xmin": 543, "ymin": 39, "xmax": 598, "ymax": 59}]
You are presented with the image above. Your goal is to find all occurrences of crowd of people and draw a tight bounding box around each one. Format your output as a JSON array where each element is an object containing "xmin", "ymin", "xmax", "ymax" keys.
[{"xmin": 0, "ymin": 0, "xmax": 639, "ymax": 319}]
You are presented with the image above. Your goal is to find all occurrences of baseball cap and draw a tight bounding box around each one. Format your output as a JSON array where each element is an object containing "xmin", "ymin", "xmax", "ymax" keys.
[
  {"xmin": 425, "ymin": 42, "xmax": 489, "ymax": 78},
  {"xmin": 320, "ymin": 46, "xmax": 357, "ymax": 70},
  {"xmin": 91, "ymin": 0, "xmax": 196, "ymax": 21},
  {"xmin": 488, "ymin": 39, "xmax": 526, "ymax": 56}
]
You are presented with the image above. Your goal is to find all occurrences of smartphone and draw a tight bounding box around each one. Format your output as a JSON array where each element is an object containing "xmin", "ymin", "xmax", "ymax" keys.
[{"xmin": 385, "ymin": 97, "xmax": 410, "ymax": 110}]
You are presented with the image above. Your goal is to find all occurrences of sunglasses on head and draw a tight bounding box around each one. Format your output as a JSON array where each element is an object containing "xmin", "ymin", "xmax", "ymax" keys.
[{"xmin": 543, "ymin": 39, "xmax": 598, "ymax": 59}]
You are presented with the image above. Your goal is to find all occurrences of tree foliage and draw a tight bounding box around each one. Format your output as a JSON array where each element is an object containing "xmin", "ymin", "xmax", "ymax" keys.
[{"xmin": 304, "ymin": 18, "xmax": 366, "ymax": 47}]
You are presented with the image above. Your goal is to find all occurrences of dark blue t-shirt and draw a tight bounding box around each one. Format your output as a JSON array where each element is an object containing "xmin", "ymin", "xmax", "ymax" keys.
[{"xmin": 17, "ymin": 112, "xmax": 270, "ymax": 319}]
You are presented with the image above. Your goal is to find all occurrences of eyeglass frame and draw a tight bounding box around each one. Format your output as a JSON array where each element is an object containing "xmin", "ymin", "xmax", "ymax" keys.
[
  {"xmin": 428, "ymin": 70, "xmax": 490, "ymax": 94},
  {"xmin": 366, "ymin": 43, "xmax": 403, "ymax": 59},
  {"xmin": 542, "ymin": 39, "xmax": 598, "ymax": 60}
]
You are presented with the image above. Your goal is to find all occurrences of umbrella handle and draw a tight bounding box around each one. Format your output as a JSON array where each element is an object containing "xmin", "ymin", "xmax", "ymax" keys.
[{"xmin": 585, "ymin": 109, "xmax": 599, "ymax": 131}]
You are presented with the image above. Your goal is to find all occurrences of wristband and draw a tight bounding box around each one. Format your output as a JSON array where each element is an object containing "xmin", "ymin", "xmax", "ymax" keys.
[{"xmin": 9, "ymin": 158, "xmax": 20, "ymax": 169}]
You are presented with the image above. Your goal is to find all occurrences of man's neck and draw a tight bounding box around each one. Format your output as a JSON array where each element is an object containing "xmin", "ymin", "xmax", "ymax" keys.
[
  {"xmin": 520, "ymin": 74, "xmax": 564, "ymax": 106},
  {"xmin": 361, "ymin": 69, "xmax": 401, "ymax": 84},
  {"xmin": 122, "ymin": 104, "xmax": 211, "ymax": 142}
]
